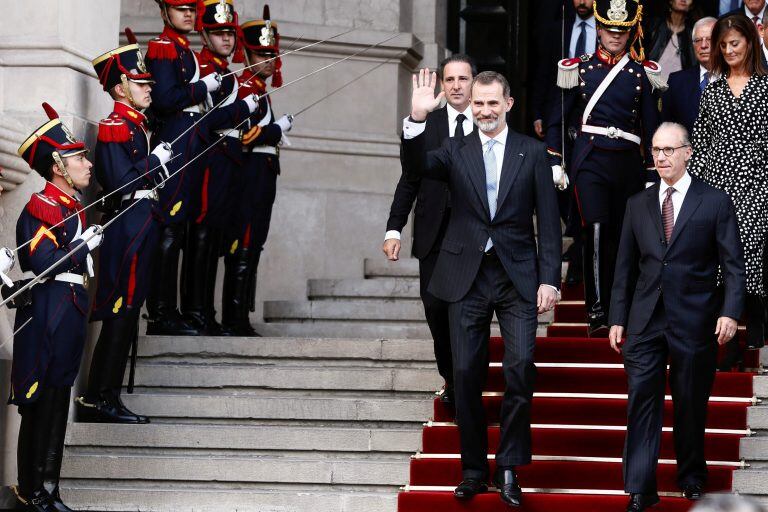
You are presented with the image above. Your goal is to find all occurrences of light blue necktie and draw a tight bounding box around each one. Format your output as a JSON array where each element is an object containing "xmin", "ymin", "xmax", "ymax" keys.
[
  {"xmin": 699, "ymin": 72, "xmax": 708, "ymax": 92},
  {"xmin": 484, "ymin": 139, "xmax": 498, "ymax": 250}
]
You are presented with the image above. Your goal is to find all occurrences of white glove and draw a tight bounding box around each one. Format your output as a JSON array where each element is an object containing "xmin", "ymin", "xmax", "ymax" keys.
[
  {"xmin": 276, "ymin": 114, "xmax": 294, "ymax": 133},
  {"xmin": 0, "ymin": 248, "xmax": 15, "ymax": 287},
  {"xmin": 551, "ymin": 165, "xmax": 569, "ymax": 191},
  {"xmin": 244, "ymin": 93, "xmax": 259, "ymax": 113},
  {"xmin": 151, "ymin": 142, "xmax": 173, "ymax": 166},
  {"xmin": 201, "ymin": 73, "xmax": 222, "ymax": 93},
  {"xmin": 78, "ymin": 225, "xmax": 104, "ymax": 251}
]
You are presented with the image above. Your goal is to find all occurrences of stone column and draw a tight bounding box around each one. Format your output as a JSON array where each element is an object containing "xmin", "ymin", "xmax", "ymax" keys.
[{"xmin": 0, "ymin": 0, "xmax": 121, "ymax": 504}]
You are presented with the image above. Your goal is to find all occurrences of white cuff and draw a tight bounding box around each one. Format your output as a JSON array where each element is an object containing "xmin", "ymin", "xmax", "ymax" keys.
[
  {"xmin": 402, "ymin": 116, "xmax": 427, "ymax": 139},
  {"xmin": 384, "ymin": 230, "xmax": 401, "ymax": 241},
  {"xmin": 542, "ymin": 283, "xmax": 561, "ymax": 298}
]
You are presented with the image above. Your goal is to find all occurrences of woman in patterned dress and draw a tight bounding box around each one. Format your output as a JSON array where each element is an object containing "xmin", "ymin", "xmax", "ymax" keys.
[{"xmin": 689, "ymin": 13, "xmax": 768, "ymax": 370}]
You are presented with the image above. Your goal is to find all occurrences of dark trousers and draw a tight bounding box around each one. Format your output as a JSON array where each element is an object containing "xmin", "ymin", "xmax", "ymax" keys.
[
  {"xmin": 449, "ymin": 252, "xmax": 537, "ymax": 479},
  {"xmin": 623, "ymin": 300, "xmax": 718, "ymax": 493},
  {"xmin": 419, "ymin": 216, "xmax": 452, "ymax": 386}
]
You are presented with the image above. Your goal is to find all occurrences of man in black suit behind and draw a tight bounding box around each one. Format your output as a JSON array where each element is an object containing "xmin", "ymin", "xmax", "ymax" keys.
[
  {"xmin": 403, "ymin": 69, "xmax": 562, "ymax": 507},
  {"xmin": 608, "ymin": 123, "xmax": 745, "ymax": 512},
  {"xmin": 661, "ymin": 17, "xmax": 717, "ymax": 135},
  {"xmin": 382, "ymin": 55, "xmax": 476, "ymax": 407}
]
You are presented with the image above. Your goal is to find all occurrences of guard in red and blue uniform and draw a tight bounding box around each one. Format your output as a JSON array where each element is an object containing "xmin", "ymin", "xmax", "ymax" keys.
[
  {"xmin": 9, "ymin": 103, "xmax": 103, "ymax": 512},
  {"xmin": 545, "ymin": 0, "xmax": 663, "ymax": 335},
  {"xmin": 76, "ymin": 31, "xmax": 174, "ymax": 426},
  {"xmin": 144, "ymin": 0, "xmax": 257, "ymax": 335},
  {"xmin": 222, "ymin": 7, "xmax": 294, "ymax": 335},
  {"xmin": 181, "ymin": 0, "xmax": 247, "ymax": 334}
]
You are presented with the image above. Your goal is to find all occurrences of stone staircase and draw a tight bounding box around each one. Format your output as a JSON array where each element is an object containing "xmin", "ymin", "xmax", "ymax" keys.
[{"xmin": 60, "ymin": 257, "xmax": 768, "ymax": 510}]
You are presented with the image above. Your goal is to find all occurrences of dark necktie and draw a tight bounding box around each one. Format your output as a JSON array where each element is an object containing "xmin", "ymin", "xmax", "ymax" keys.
[
  {"xmin": 753, "ymin": 15, "xmax": 760, "ymax": 25},
  {"xmin": 575, "ymin": 21, "xmax": 587, "ymax": 57},
  {"xmin": 454, "ymin": 113, "xmax": 466, "ymax": 138},
  {"xmin": 662, "ymin": 187, "xmax": 675, "ymax": 242}
]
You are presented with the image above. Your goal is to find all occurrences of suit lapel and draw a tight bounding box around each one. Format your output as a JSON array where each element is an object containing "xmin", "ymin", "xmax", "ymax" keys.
[
  {"xmin": 460, "ymin": 132, "xmax": 491, "ymax": 218},
  {"xmin": 689, "ymin": 67, "xmax": 702, "ymax": 104},
  {"xmin": 435, "ymin": 107, "xmax": 449, "ymax": 142},
  {"xmin": 666, "ymin": 178, "xmax": 703, "ymax": 250},
  {"xmin": 645, "ymin": 184, "xmax": 664, "ymax": 241},
  {"xmin": 496, "ymin": 130, "xmax": 524, "ymax": 212}
]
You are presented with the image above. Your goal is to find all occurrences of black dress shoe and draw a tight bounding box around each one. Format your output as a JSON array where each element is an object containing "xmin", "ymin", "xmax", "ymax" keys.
[
  {"xmin": 76, "ymin": 396, "xmax": 149, "ymax": 424},
  {"xmin": 587, "ymin": 313, "xmax": 609, "ymax": 337},
  {"xmin": 14, "ymin": 489, "xmax": 57, "ymax": 511},
  {"xmin": 438, "ymin": 384, "xmax": 454, "ymax": 407},
  {"xmin": 146, "ymin": 312, "xmax": 202, "ymax": 336},
  {"xmin": 493, "ymin": 469, "xmax": 522, "ymax": 507},
  {"xmin": 682, "ymin": 483, "xmax": 704, "ymax": 500},
  {"xmin": 454, "ymin": 479, "xmax": 488, "ymax": 499},
  {"xmin": 626, "ymin": 493, "xmax": 660, "ymax": 512}
]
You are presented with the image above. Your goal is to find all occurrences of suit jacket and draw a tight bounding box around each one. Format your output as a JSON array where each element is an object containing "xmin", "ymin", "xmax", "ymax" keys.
[
  {"xmin": 387, "ymin": 108, "xmax": 451, "ymax": 259},
  {"xmin": 402, "ymin": 129, "xmax": 562, "ymax": 303},
  {"xmin": 609, "ymin": 176, "xmax": 745, "ymax": 341},
  {"xmin": 661, "ymin": 66, "xmax": 703, "ymax": 136}
]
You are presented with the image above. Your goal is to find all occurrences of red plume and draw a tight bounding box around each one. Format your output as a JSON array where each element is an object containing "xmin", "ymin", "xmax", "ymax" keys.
[
  {"xmin": 124, "ymin": 27, "xmax": 138, "ymax": 44},
  {"xmin": 42, "ymin": 102, "xmax": 59, "ymax": 120},
  {"xmin": 263, "ymin": 4, "xmax": 271, "ymax": 21},
  {"xmin": 195, "ymin": 0, "xmax": 205, "ymax": 32},
  {"xmin": 232, "ymin": 12, "xmax": 245, "ymax": 63}
]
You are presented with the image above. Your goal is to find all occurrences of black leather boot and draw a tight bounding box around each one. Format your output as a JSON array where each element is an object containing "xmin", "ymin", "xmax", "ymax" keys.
[
  {"xmin": 745, "ymin": 294, "xmax": 766, "ymax": 349},
  {"xmin": 180, "ymin": 222, "xmax": 216, "ymax": 335},
  {"xmin": 146, "ymin": 223, "xmax": 201, "ymax": 336},
  {"xmin": 584, "ymin": 223, "xmax": 608, "ymax": 336},
  {"xmin": 16, "ymin": 388, "xmax": 57, "ymax": 512},
  {"xmin": 203, "ymin": 229, "xmax": 228, "ymax": 335},
  {"xmin": 222, "ymin": 247, "xmax": 257, "ymax": 336},
  {"xmin": 43, "ymin": 387, "xmax": 75, "ymax": 512}
]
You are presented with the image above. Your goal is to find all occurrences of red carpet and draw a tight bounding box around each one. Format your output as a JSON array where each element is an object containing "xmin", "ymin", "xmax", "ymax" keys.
[{"xmin": 397, "ymin": 279, "xmax": 754, "ymax": 511}]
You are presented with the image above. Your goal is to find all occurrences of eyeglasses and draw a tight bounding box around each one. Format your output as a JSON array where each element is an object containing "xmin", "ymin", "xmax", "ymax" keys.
[
  {"xmin": 651, "ymin": 144, "xmax": 689, "ymax": 157},
  {"xmin": 693, "ymin": 37, "xmax": 712, "ymax": 45}
]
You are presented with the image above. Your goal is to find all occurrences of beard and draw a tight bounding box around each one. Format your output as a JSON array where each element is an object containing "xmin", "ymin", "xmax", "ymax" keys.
[{"xmin": 476, "ymin": 116, "xmax": 499, "ymax": 132}]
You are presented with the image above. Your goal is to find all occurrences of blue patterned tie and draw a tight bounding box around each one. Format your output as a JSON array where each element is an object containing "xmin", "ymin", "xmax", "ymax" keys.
[
  {"xmin": 700, "ymin": 72, "xmax": 708, "ymax": 92},
  {"xmin": 574, "ymin": 21, "xmax": 587, "ymax": 57},
  {"xmin": 484, "ymin": 139, "xmax": 498, "ymax": 250}
]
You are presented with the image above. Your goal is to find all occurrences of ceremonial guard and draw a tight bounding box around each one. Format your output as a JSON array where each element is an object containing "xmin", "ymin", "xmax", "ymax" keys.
[
  {"xmin": 75, "ymin": 31, "xmax": 173, "ymax": 425},
  {"xmin": 222, "ymin": 7, "xmax": 293, "ymax": 335},
  {"xmin": 8, "ymin": 104, "xmax": 103, "ymax": 511},
  {"xmin": 546, "ymin": 0, "xmax": 663, "ymax": 335},
  {"xmin": 144, "ymin": 0, "xmax": 257, "ymax": 335},
  {"xmin": 180, "ymin": 0, "xmax": 245, "ymax": 335}
]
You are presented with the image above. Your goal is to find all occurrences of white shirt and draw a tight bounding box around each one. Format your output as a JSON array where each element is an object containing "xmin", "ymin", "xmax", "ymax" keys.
[
  {"xmin": 568, "ymin": 15, "xmax": 596, "ymax": 58},
  {"xmin": 387, "ymin": 106, "xmax": 473, "ymax": 241},
  {"xmin": 745, "ymin": 2, "xmax": 767, "ymax": 23},
  {"xmin": 658, "ymin": 171, "xmax": 692, "ymax": 224}
]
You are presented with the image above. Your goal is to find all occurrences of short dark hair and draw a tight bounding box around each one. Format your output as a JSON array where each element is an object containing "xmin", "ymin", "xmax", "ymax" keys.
[
  {"xmin": 472, "ymin": 71, "xmax": 510, "ymax": 98},
  {"xmin": 710, "ymin": 14, "xmax": 767, "ymax": 77},
  {"xmin": 438, "ymin": 54, "xmax": 477, "ymax": 79}
]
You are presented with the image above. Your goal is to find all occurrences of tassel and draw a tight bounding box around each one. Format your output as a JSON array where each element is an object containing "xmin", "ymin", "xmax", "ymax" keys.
[
  {"xmin": 125, "ymin": 27, "xmax": 138, "ymax": 45},
  {"xmin": 97, "ymin": 118, "xmax": 131, "ymax": 143},
  {"xmin": 643, "ymin": 60, "xmax": 668, "ymax": 92},
  {"xmin": 556, "ymin": 58, "xmax": 580, "ymax": 89},
  {"xmin": 26, "ymin": 194, "xmax": 64, "ymax": 227},
  {"xmin": 146, "ymin": 38, "xmax": 178, "ymax": 60}
]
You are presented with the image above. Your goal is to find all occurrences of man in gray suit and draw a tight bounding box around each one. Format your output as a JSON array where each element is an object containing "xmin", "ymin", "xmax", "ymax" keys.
[{"xmin": 402, "ymin": 69, "xmax": 562, "ymax": 507}]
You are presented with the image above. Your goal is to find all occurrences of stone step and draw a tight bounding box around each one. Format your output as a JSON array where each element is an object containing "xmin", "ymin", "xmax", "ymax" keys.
[
  {"xmin": 60, "ymin": 483, "xmax": 396, "ymax": 512},
  {"xmin": 732, "ymin": 469, "xmax": 768, "ymax": 495},
  {"xmin": 130, "ymin": 363, "xmax": 442, "ymax": 392},
  {"xmin": 66, "ymin": 423, "xmax": 422, "ymax": 453},
  {"xmin": 62, "ymin": 452, "xmax": 409, "ymax": 487},
  {"xmin": 136, "ymin": 336, "xmax": 436, "ymax": 363},
  {"xmin": 741, "ymin": 435, "xmax": 768, "ymax": 461},
  {"xmin": 118, "ymin": 392, "xmax": 433, "ymax": 424},
  {"xmin": 308, "ymin": 278, "xmax": 420, "ymax": 300},
  {"xmin": 252, "ymin": 321, "xmax": 538, "ymax": 340},
  {"xmin": 754, "ymin": 375, "xmax": 768, "ymax": 397},
  {"xmin": 364, "ymin": 258, "xmax": 419, "ymax": 278},
  {"xmin": 748, "ymin": 406, "xmax": 768, "ymax": 430}
]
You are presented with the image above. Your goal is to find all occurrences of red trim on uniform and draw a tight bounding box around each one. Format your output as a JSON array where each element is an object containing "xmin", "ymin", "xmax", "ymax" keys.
[
  {"xmin": 162, "ymin": 25, "xmax": 191, "ymax": 49},
  {"xmin": 573, "ymin": 185, "xmax": 586, "ymax": 228},
  {"xmin": 127, "ymin": 253, "xmax": 138, "ymax": 306},
  {"xmin": 242, "ymin": 223, "xmax": 251, "ymax": 248},
  {"xmin": 196, "ymin": 167, "xmax": 211, "ymax": 223}
]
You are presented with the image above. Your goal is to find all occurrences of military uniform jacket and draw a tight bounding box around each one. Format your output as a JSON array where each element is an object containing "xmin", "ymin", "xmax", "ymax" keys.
[
  {"xmin": 9, "ymin": 183, "xmax": 91, "ymax": 405},
  {"xmin": 145, "ymin": 26, "xmax": 250, "ymax": 222},
  {"xmin": 545, "ymin": 50, "xmax": 661, "ymax": 176},
  {"xmin": 238, "ymin": 70, "xmax": 282, "ymax": 159},
  {"xmin": 91, "ymin": 101, "xmax": 161, "ymax": 320}
]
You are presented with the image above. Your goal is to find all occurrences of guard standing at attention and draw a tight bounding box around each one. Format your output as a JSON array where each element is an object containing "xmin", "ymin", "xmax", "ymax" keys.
[
  {"xmin": 76, "ymin": 30, "xmax": 173, "ymax": 425},
  {"xmin": 222, "ymin": 6, "xmax": 293, "ymax": 335},
  {"xmin": 546, "ymin": 0, "xmax": 663, "ymax": 335},
  {"xmin": 8, "ymin": 103, "xmax": 104, "ymax": 512}
]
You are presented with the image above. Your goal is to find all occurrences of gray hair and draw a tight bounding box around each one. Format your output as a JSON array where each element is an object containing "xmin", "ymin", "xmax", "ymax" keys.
[
  {"xmin": 655, "ymin": 121, "xmax": 690, "ymax": 145},
  {"xmin": 690, "ymin": 494, "xmax": 766, "ymax": 512},
  {"xmin": 693, "ymin": 16, "xmax": 717, "ymax": 39}
]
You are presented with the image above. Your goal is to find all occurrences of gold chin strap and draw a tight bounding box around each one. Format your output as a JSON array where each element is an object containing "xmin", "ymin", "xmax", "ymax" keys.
[
  {"xmin": 120, "ymin": 74, "xmax": 137, "ymax": 108},
  {"xmin": 51, "ymin": 151, "xmax": 74, "ymax": 188}
]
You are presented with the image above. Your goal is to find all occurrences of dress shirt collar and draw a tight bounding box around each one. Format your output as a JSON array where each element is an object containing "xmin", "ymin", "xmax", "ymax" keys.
[
  {"xmin": 745, "ymin": 2, "xmax": 767, "ymax": 21},
  {"xmin": 659, "ymin": 171, "xmax": 691, "ymax": 199},
  {"xmin": 574, "ymin": 14, "xmax": 596, "ymax": 31},
  {"xmin": 447, "ymin": 102, "xmax": 473, "ymax": 125},
  {"xmin": 479, "ymin": 125, "xmax": 508, "ymax": 148},
  {"xmin": 699, "ymin": 65, "xmax": 708, "ymax": 82}
]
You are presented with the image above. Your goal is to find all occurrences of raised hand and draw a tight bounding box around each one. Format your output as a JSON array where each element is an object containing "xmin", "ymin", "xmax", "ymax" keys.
[{"xmin": 411, "ymin": 68, "xmax": 445, "ymax": 122}]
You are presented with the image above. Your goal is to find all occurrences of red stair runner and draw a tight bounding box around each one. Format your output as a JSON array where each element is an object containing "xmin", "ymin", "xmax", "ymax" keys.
[{"xmin": 397, "ymin": 280, "xmax": 755, "ymax": 512}]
